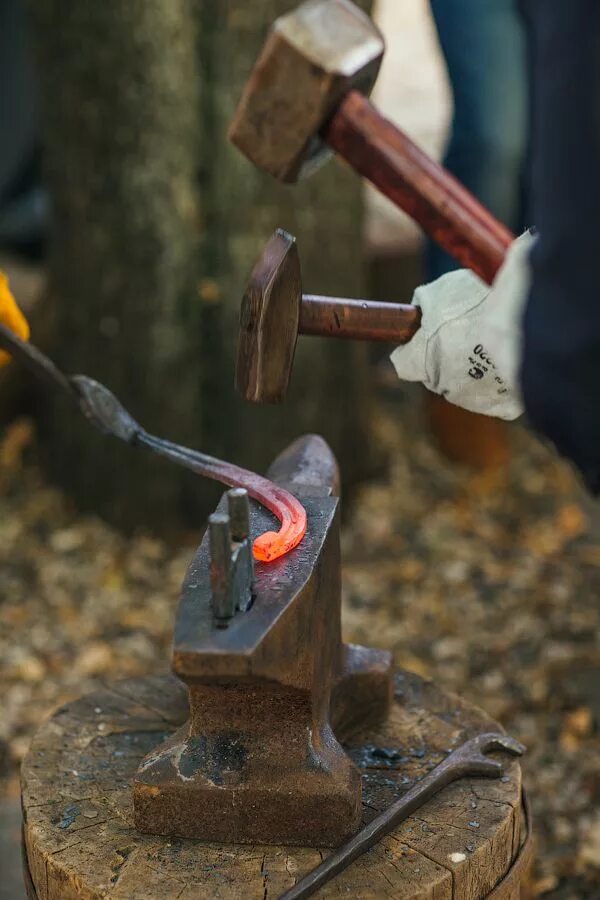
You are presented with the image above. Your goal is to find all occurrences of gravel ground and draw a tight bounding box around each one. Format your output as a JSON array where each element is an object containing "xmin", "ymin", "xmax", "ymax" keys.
[{"xmin": 1, "ymin": 398, "xmax": 599, "ymax": 898}]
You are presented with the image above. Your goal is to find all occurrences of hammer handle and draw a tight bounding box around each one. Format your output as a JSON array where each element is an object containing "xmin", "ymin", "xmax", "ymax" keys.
[
  {"xmin": 300, "ymin": 295, "xmax": 421, "ymax": 344},
  {"xmin": 324, "ymin": 91, "xmax": 514, "ymax": 285}
]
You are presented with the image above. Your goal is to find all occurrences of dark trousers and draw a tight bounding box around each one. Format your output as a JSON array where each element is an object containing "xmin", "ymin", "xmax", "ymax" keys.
[
  {"xmin": 427, "ymin": 0, "xmax": 528, "ymax": 279},
  {"xmin": 0, "ymin": 0, "xmax": 38, "ymax": 200}
]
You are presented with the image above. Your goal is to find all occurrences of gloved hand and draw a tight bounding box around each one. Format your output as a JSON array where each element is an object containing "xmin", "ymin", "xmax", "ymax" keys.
[
  {"xmin": 0, "ymin": 270, "xmax": 29, "ymax": 366},
  {"xmin": 390, "ymin": 231, "xmax": 535, "ymax": 420}
]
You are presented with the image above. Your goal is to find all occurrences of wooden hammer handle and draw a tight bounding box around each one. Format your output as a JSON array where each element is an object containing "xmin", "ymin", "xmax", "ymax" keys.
[
  {"xmin": 300, "ymin": 295, "xmax": 421, "ymax": 344},
  {"xmin": 324, "ymin": 91, "xmax": 514, "ymax": 286}
]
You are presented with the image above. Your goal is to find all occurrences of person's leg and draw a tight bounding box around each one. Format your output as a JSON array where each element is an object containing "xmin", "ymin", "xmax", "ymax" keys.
[
  {"xmin": 427, "ymin": 0, "xmax": 528, "ymax": 279},
  {"xmin": 0, "ymin": 0, "xmax": 45, "ymax": 258},
  {"xmin": 0, "ymin": 0, "xmax": 38, "ymax": 198}
]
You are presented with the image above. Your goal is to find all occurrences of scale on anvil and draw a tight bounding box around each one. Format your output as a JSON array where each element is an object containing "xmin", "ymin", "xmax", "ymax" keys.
[{"xmin": 4, "ymin": 314, "xmax": 534, "ymax": 897}]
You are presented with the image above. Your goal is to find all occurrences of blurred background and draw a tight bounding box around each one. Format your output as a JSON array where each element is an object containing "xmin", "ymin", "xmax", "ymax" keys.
[{"xmin": 0, "ymin": 1, "xmax": 598, "ymax": 897}]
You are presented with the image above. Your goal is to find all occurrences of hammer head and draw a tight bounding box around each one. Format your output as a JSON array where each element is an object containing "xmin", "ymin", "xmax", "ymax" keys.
[
  {"xmin": 236, "ymin": 229, "xmax": 302, "ymax": 404},
  {"xmin": 229, "ymin": 0, "xmax": 384, "ymax": 183}
]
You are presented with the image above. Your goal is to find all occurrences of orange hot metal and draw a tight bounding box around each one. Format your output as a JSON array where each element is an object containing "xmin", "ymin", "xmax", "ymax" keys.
[
  {"xmin": 188, "ymin": 454, "xmax": 307, "ymax": 562},
  {"xmin": 136, "ymin": 434, "xmax": 308, "ymax": 564},
  {"xmin": 249, "ymin": 484, "xmax": 307, "ymax": 562},
  {"xmin": 0, "ymin": 322, "xmax": 307, "ymax": 565},
  {"xmin": 190, "ymin": 462, "xmax": 307, "ymax": 563}
]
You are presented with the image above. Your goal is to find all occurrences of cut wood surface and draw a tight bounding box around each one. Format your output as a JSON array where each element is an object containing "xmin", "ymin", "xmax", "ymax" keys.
[{"xmin": 22, "ymin": 670, "xmax": 528, "ymax": 899}]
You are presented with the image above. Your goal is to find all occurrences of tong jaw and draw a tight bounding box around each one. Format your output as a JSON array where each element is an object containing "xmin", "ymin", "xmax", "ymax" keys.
[{"xmin": 71, "ymin": 375, "xmax": 141, "ymax": 442}]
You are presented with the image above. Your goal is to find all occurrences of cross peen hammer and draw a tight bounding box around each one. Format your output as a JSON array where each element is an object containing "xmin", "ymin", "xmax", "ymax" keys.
[{"xmin": 236, "ymin": 228, "xmax": 422, "ymax": 403}]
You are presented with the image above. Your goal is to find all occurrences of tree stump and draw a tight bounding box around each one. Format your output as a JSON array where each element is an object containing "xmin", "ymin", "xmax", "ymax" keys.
[
  {"xmin": 21, "ymin": 670, "xmax": 532, "ymax": 899},
  {"xmin": 27, "ymin": 0, "xmax": 376, "ymax": 531}
]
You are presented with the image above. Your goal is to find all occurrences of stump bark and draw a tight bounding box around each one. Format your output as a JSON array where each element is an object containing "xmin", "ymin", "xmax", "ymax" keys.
[
  {"xmin": 27, "ymin": 0, "xmax": 375, "ymax": 531},
  {"xmin": 22, "ymin": 671, "xmax": 532, "ymax": 899}
]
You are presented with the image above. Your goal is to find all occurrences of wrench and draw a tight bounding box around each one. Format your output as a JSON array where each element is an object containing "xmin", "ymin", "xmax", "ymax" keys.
[{"xmin": 281, "ymin": 732, "xmax": 525, "ymax": 900}]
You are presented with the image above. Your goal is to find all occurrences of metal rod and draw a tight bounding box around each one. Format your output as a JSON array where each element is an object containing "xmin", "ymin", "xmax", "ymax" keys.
[
  {"xmin": 0, "ymin": 324, "xmax": 76, "ymax": 398},
  {"xmin": 280, "ymin": 733, "xmax": 525, "ymax": 899},
  {"xmin": 209, "ymin": 513, "xmax": 234, "ymax": 624},
  {"xmin": 135, "ymin": 432, "xmax": 307, "ymax": 562},
  {"xmin": 227, "ymin": 488, "xmax": 250, "ymax": 541},
  {"xmin": 0, "ymin": 326, "xmax": 307, "ymax": 563}
]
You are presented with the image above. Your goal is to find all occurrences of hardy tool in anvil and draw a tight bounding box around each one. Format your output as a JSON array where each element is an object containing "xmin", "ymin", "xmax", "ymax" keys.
[{"xmin": 229, "ymin": 0, "xmax": 514, "ymax": 288}]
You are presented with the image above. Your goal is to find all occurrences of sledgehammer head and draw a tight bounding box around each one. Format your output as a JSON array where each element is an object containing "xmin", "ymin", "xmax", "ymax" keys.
[
  {"xmin": 228, "ymin": 0, "xmax": 384, "ymax": 183},
  {"xmin": 236, "ymin": 229, "xmax": 302, "ymax": 404}
]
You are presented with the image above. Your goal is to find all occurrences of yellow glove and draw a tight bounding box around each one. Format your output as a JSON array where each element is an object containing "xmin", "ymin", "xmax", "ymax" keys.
[{"xmin": 0, "ymin": 270, "xmax": 30, "ymax": 366}]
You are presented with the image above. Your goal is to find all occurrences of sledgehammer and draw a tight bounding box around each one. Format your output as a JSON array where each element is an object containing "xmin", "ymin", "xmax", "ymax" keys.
[{"xmin": 229, "ymin": 0, "xmax": 513, "ymax": 286}]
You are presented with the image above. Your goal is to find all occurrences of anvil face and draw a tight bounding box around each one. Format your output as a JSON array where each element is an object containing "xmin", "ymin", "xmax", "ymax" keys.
[
  {"xmin": 133, "ymin": 435, "xmax": 393, "ymax": 846},
  {"xmin": 173, "ymin": 491, "xmax": 338, "ymax": 682}
]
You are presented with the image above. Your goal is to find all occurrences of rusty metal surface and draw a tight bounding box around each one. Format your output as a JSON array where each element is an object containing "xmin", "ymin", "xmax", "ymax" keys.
[
  {"xmin": 228, "ymin": 0, "xmax": 384, "ymax": 182},
  {"xmin": 133, "ymin": 435, "xmax": 393, "ymax": 846},
  {"xmin": 170, "ymin": 489, "xmax": 338, "ymax": 680},
  {"xmin": 236, "ymin": 229, "xmax": 421, "ymax": 405},
  {"xmin": 208, "ymin": 490, "xmax": 254, "ymax": 626},
  {"xmin": 266, "ymin": 434, "xmax": 341, "ymax": 498},
  {"xmin": 281, "ymin": 733, "xmax": 526, "ymax": 899},
  {"xmin": 236, "ymin": 229, "xmax": 302, "ymax": 404}
]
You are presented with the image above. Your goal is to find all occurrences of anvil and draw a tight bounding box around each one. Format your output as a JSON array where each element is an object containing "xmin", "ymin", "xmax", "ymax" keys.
[{"xmin": 133, "ymin": 435, "xmax": 393, "ymax": 846}]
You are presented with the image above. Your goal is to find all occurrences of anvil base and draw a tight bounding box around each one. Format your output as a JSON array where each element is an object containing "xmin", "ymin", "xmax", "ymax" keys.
[{"xmin": 134, "ymin": 644, "xmax": 392, "ymax": 846}]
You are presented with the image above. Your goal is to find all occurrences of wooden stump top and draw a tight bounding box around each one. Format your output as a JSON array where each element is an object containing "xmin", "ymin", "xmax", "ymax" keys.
[{"xmin": 22, "ymin": 671, "xmax": 527, "ymax": 899}]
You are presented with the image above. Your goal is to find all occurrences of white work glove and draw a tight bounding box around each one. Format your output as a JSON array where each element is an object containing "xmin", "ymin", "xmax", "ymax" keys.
[{"xmin": 391, "ymin": 231, "xmax": 535, "ymax": 420}]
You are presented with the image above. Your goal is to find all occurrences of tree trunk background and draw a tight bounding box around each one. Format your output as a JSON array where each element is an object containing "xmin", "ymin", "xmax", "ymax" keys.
[{"xmin": 27, "ymin": 0, "xmax": 374, "ymax": 531}]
